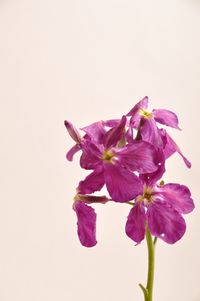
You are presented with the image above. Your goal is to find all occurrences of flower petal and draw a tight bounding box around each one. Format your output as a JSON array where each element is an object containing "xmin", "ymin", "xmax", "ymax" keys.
[
  {"xmin": 155, "ymin": 183, "xmax": 195, "ymax": 214},
  {"xmin": 104, "ymin": 163, "xmax": 143, "ymax": 202},
  {"xmin": 139, "ymin": 149, "xmax": 166, "ymax": 187},
  {"xmin": 125, "ymin": 202, "xmax": 146, "ymax": 243},
  {"xmin": 140, "ymin": 118, "xmax": 163, "ymax": 148},
  {"xmin": 78, "ymin": 168, "xmax": 105, "ymax": 194},
  {"xmin": 66, "ymin": 144, "xmax": 81, "ymax": 161},
  {"xmin": 116, "ymin": 141, "xmax": 159, "ymax": 174},
  {"xmin": 127, "ymin": 96, "xmax": 148, "ymax": 116},
  {"xmin": 64, "ymin": 120, "xmax": 81, "ymax": 143},
  {"xmin": 73, "ymin": 201, "xmax": 97, "ymax": 247},
  {"xmin": 103, "ymin": 115, "xmax": 127, "ymax": 148},
  {"xmin": 147, "ymin": 201, "xmax": 186, "ymax": 244},
  {"xmin": 81, "ymin": 121, "xmax": 106, "ymax": 144},
  {"xmin": 80, "ymin": 140, "xmax": 102, "ymax": 170},
  {"xmin": 160, "ymin": 129, "xmax": 191, "ymax": 168},
  {"xmin": 153, "ymin": 109, "xmax": 181, "ymax": 129}
]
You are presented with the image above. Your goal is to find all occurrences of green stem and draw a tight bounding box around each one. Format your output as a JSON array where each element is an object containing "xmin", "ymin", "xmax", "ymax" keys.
[{"xmin": 139, "ymin": 227, "xmax": 156, "ymax": 301}]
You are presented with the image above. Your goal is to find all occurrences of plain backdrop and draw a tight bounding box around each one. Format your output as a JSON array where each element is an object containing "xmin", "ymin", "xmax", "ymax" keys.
[{"xmin": 0, "ymin": 0, "xmax": 200, "ymax": 300}]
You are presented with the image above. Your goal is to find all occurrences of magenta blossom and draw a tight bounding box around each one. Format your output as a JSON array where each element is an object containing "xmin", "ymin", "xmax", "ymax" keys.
[
  {"xmin": 126, "ymin": 97, "xmax": 191, "ymax": 168},
  {"xmin": 78, "ymin": 116, "xmax": 160, "ymax": 202},
  {"xmin": 126, "ymin": 181, "xmax": 194, "ymax": 244}
]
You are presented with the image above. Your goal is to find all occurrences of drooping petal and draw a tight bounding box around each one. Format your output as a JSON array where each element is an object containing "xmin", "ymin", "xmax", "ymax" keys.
[
  {"xmin": 153, "ymin": 109, "xmax": 181, "ymax": 130},
  {"xmin": 73, "ymin": 201, "xmax": 97, "ymax": 247},
  {"xmin": 127, "ymin": 96, "xmax": 149, "ymax": 116},
  {"xmin": 160, "ymin": 129, "xmax": 191, "ymax": 168},
  {"xmin": 139, "ymin": 149, "xmax": 166, "ymax": 187},
  {"xmin": 78, "ymin": 167, "xmax": 105, "ymax": 194},
  {"xmin": 81, "ymin": 121, "xmax": 106, "ymax": 144},
  {"xmin": 116, "ymin": 141, "xmax": 159, "ymax": 174},
  {"xmin": 66, "ymin": 144, "xmax": 81, "ymax": 161},
  {"xmin": 103, "ymin": 115, "xmax": 127, "ymax": 148},
  {"xmin": 140, "ymin": 118, "xmax": 163, "ymax": 148},
  {"xmin": 155, "ymin": 183, "xmax": 195, "ymax": 214},
  {"xmin": 80, "ymin": 140, "xmax": 102, "ymax": 170},
  {"xmin": 64, "ymin": 120, "xmax": 81, "ymax": 143},
  {"xmin": 147, "ymin": 201, "xmax": 186, "ymax": 244},
  {"xmin": 125, "ymin": 202, "xmax": 146, "ymax": 243},
  {"xmin": 104, "ymin": 163, "xmax": 143, "ymax": 202}
]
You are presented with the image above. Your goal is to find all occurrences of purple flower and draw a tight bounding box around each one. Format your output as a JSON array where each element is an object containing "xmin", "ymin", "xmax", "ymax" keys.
[
  {"xmin": 73, "ymin": 194, "xmax": 109, "ymax": 247},
  {"xmin": 127, "ymin": 96, "xmax": 181, "ymax": 148},
  {"xmin": 126, "ymin": 182, "xmax": 194, "ymax": 244},
  {"xmin": 78, "ymin": 116, "xmax": 160, "ymax": 202}
]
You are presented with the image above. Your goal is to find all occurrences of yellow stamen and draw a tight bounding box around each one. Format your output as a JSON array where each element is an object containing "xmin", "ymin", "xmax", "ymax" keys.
[
  {"xmin": 139, "ymin": 109, "xmax": 153, "ymax": 119},
  {"xmin": 102, "ymin": 150, "xmax": 115, "ymax": 163}
]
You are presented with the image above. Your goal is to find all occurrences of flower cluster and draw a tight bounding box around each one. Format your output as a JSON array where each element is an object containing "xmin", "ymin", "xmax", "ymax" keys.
[{"xmin": 65, "ymin": 97, "xmax": 194, "ymax": 247}]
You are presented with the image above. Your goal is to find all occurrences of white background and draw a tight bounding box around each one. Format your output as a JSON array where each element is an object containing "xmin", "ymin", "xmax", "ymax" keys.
[{"xmin": 0, "ymin": 0, "xmax": 199, "ymax": 300}]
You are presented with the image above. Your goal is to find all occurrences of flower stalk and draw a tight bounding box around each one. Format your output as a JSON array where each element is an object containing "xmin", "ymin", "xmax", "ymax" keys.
[{"xmin": 139, "ymin": 226, "xmax": 156, "ymax": 301}]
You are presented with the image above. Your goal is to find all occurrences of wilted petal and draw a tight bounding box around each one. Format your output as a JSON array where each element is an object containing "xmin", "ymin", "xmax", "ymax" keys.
[
  {"xmin": 155, "ymin": 183, "xmax": 195, "ymax": 214},
  {"xmin": 153, "ymin": 109, "xmax": 181, "ymax": 130},
  {"xmin": 104, "ymin": 115, "xmax": 127, "ymax": 148},
  {"xmin": 78, "ymin": 168, "xmax": 105, "ymax": 194},
  {"xmin": 117, "ymin": 141, "xmax": 159, "ymax": 174},
  {"xmin": 73, "ymin": 201, "xmax": 97, "ymax": 247},
  {"xmin": 80, "ymin": 140, "xmax": 102, "ymax": 170},
  {"xmin": 104, "ymin": 163, "xmax": 143, "ymax": 202},
  {"xmin": 66, "ymin": 144, "xmax": 81, "ymax": 161},
  {"xmin": 127, "ymin": 96, "xmax": 149, "ymax": 116},
  {"xmin": 147, "ymin": 201, "xmax": 186, "ymax": 244},
  {"xmin": 141, "ymin": 118, "xmax": 163, "ymax": 148},
  {"xmin": 64, "ymin": 120, "xmax": 81, "ymax": 143},
  {"xmin": 81, "ymin": 121, "xmax": 106, "ymax": 144},
  {"xmin": 160, "ymin": 129, "xmax": 191, "ymax": 168},
  {"xmin": 125, "ymin": 202, "xmax": 146, "ymax": 243}
]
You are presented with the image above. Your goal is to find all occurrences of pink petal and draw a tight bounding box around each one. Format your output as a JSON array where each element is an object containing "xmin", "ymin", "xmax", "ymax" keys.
[
  {"xmin": 80, "ymin": 140, "xmax": 102, "ymax": 170},
  {"xmin": 153, "ymin": 109, "xmax": 181, "ymax": 130},
  {"xmin": 127, "ymin": 96, "xmax": 149, "ymax": 129},
  {"xmin": 73, "ymin": 201, "xmax": 97, "ymax": 247},
  {"xmin": 155, "ymin": 183, "xmax": 194, "ymax": 214},
  {"xmin": 160, "ymin": 129, "xmax": 191, "ymax": 168},
  {"xmin": 147, "ymin": 201, "xmax": 186, "ymax": 244},
  {"xmin": 139, "ymin": 149, "xmax": 166, "ymax": 186},
  {"xmin": 141, "ymin": 118, "xmax": 163, "ymax": 148},
  {"xmin": 78, "ymin": 168, "xmax": 105, "ymax": 194},
  {"xmin": 81, "ymin": 121, "xmax": 106, "ymax": 144},
  {"xmin": 104, "ymin": 163, "xmax": 143, "ymax": 202},
  {"xmin": 64, "ymin": 120, "xmax": 81, "ymax": 143},
  {"xmin": 103, "ymin": 115, "xmax": 127, "ymax": 148},
  {"xmin": 125, "ymin": 202, "xmax": 146, "ymax": 243},
  {"xmin": 66, "ymin": 144, "xmax": 81, "ymax": 161},
  {"xmin": 127, "ymin": 96, "xmax": 149, "ymax": 116},
  {"xmin": 116, "ymin": 141, "xmax": 159, "ymax": 174}
]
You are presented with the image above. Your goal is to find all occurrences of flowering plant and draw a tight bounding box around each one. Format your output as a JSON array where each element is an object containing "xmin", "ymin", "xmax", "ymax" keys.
[{"xmin": 65, "ymin": 97, "xmax": 194, "ymax": 301}]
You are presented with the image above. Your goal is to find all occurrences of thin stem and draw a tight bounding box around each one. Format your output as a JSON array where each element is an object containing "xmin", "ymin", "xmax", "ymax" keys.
[
  {"xmin": 146, "ymin": 227, "xmax": 156, "ymax": 301},
  {"xmin": 139, "ymin": 227, "xmax": 156, "ymax": 301}
]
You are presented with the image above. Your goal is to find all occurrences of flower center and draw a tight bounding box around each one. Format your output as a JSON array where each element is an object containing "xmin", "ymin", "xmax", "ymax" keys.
[
  {"xmin": 102, "ymin": 149, "xmax": 115, "ymax": 163},
  {"xmin": 139, "ymin": 109, "xmax": 153, "ymax": 119},
  {"xmin": 138, "ymin": 186, "xmax": 153, "ymax": 204}
]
